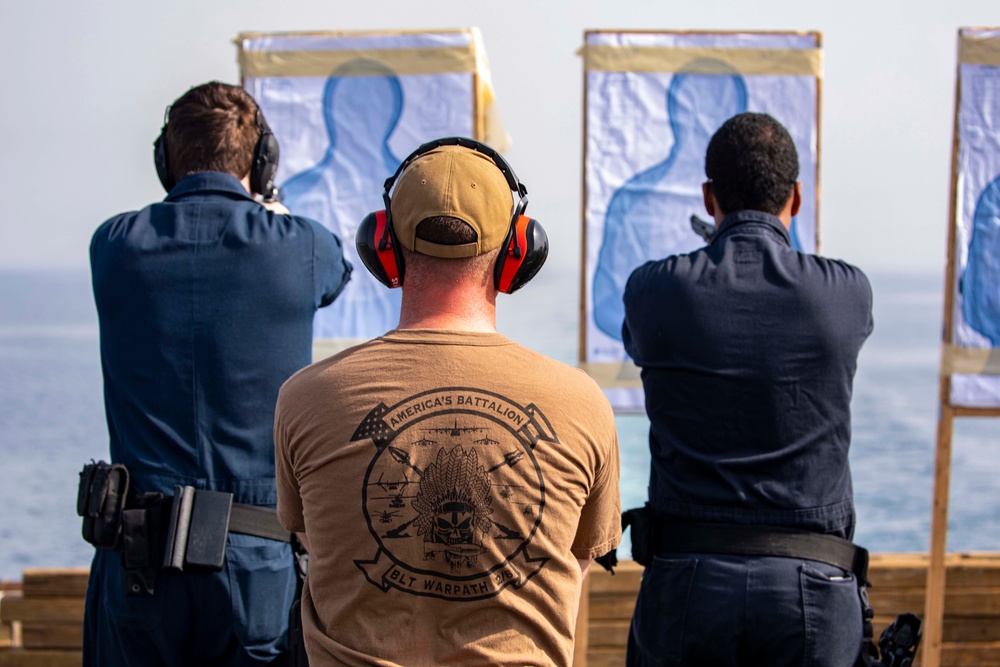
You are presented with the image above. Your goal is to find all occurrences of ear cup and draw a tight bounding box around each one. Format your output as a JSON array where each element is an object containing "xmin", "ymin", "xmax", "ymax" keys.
[
  {"xmin": 249, "ymin": 114, "xmax": 280, "ymax": 197},
  {"xmin": 494, "ymin": 216, "xmax": 549, "ymax": 294},
  {"xmin": 356, "ymin": 210, "xmax": 405, "ymax": 288},
  {"xmin": 153, "ymin": 129, "xmax": 174, "ymax": 192}
]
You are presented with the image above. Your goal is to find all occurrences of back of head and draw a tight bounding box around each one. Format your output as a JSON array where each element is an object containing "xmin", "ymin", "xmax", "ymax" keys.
[
  {"xmin": 391, "ymin": 145, "xmax": 515, "ymax": 260},
  {"xmin": 705, "ymin": 112, "xmax": 799, "ymax": 216},
  {"xmin": 164, "ymin": 81, "xmax": 260, "ymax": 183},
  {"xmin": 401, "ymin": 216, "xmax": 499, "ymax": 284},
  {"xmin": 391, "ymin": 144, "xmax": 515, "ymax": 285}
]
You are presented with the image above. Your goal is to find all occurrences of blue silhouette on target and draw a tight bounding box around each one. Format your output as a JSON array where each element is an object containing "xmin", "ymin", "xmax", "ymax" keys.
[
  {"xmin": 961, "ymin": 176, "xmax": 1000, "ymax": 345},
  {"xmin": 282, "ymin": 59, "xmax": 404, "ymax": 340}
]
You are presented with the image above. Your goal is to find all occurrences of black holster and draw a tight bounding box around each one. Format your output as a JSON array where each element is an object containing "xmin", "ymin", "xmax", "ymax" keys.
[
  {"xmin": 622, "ymin": 505, "xmax": 655, "ymax": 567},
  {"xmin": 121, "ymin": 492, "xmax": 169, "ymax": 596}
]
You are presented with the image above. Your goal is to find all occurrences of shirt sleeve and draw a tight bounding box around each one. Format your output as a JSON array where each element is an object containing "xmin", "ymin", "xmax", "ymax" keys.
[
  {"xmin": 571, "ymin": 412, "xmax": 622, "ymax": 560},
  {"xmin": 273, "ymin": 390, "xmax": 306, "ymax": 533},
  {"xmin": 307, "ymin": 218, "xmax": 353, "ymax": 309}
]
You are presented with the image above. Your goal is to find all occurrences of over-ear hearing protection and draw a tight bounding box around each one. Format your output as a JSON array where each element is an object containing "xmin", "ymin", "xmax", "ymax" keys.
[
  {"xmin": 355, "ymin": 137, "xmax": 548, "ymax": 294},
  {"xmin": 153, "ymin": 102, "xmax": 280, "ymax": 198}
]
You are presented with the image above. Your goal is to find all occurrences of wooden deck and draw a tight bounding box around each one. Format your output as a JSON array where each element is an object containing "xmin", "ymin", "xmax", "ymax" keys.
[{"xmin": 2, "ymin": 553, "xmax": 999, "ymax": 666}]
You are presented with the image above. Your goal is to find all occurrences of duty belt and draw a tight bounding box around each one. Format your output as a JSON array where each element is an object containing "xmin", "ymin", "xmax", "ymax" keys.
[{"xmin": 655, "ymin": 521, "xmax": 870, "ymax": 584}]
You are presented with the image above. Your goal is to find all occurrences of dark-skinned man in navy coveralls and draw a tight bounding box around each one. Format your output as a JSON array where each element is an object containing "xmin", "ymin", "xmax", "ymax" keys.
[{"xmin": 623, "ymin": 112, "xmax": 873, "ymax": 667}]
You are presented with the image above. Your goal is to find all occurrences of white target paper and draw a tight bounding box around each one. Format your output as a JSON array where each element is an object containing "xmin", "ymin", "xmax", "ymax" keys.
[
  {"xmin": 950, "ymin": 28, "xmax": 1000, "ymax": 407},
  {"xmin": 582, "ymin": 31, "xmax": 822, "ymax": 412},
  {"xmin": 238, "ymin": 30, "xmax": 506, "ymax": 344}
]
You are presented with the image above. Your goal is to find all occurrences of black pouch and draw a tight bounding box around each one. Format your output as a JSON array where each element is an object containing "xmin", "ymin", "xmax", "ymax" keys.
[
  {"xmin": 622, "ymin": 505, "xmax": 654, "ymax": 567},
  {"xmin": 163, "ymin": 486, "xmax": 233, "ymax": 572},
  {"xmin": 77, "ymin": 460, "xmax": 129, "ymax": 549},
  {"xmin": 121, "ymin": 492, "xmax": 167, "ymax": 596}
]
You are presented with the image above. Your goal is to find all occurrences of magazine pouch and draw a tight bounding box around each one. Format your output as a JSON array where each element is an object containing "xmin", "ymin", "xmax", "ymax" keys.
[
  {"xmin": 77, "ymin": 460, "xmax": 129, "ymax": 550},
  {"xmin": 163, "ymin": 486, "xmax": 233, "ymax": 572}
]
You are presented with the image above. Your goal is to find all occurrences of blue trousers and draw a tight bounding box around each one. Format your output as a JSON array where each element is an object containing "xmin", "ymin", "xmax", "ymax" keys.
[
  {"xmin": 626, "ymin": 554, "xmax": 863, "ymax": 667},
  {"xmin": 83, "ymin": 534, "xmax": 296, "ymax": 667}
]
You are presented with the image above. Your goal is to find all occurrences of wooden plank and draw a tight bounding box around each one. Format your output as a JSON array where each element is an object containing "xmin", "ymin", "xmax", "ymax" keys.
[
  {"xmin": 589, "ymin": 619, "xmax": 630, "ymax": 648},
  {"xmin": 588, "ymin": 564, "xmax": 643, "ymax": 594},
  {"xmin": 20, "ymin": 623, "xmax": 82, "ymax": 650},
  {"xmin": 0, "ymin": 648, "xmax": 81, "ymax": 667},
  {"xmin": 585, "ymin": 647, "xmax": 626, "ymax": 667},
  {"xmin": 873, "ymin": 616, "xmax": 1000, "ymax": 644},
  {"xmin": 0, "ymin": 597, "xmax": 85, "ymax": 625},
  {"xmin": 588, "ymin": 594, "xmax": 638, "ymax": 621},
  {"xmin": 0, "ymin": 593, "xmax": 15, "ymax": 649},
  {"xmin": 939, "ymin": 641, "xmax": 1000, "ymax": 666},
  {"xmin": 870, "ymin": 587, "xmax": 1000, "ymax": 617},
  {"xmin": 21, "ymin": 571, "xmax": 88, "ymax": 600},
  {"xmin": 869, "ymin": 553, "xmax": 1000, "ymax": 588}
]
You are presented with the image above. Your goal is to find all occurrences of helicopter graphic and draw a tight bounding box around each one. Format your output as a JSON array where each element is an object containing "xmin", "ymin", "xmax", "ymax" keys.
[
  {"xmin": 378, "ymin": 509, "xmax": 401, "ymax": 524},
  {"xmin": 424, "ymin": 419, "xmax": 485, "ymax": 437},
  {"xmin": 369, "ymin": 472, "xmax": 416, "ymax": 509},
  {"xmin": 496, "ymin": 483, "xmax": 524, "ymax": 500}
]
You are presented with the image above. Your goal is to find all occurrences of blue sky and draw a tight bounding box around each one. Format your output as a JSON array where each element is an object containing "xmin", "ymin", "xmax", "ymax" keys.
[{"xmin": 1, "ymin": 0, "xmax": 993, "ymax": 274}]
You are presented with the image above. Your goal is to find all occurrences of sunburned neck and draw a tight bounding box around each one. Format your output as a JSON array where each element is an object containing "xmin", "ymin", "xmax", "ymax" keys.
[{"xmin": 397, "ymin": 287, "xmax": 497, "ymax": 333}]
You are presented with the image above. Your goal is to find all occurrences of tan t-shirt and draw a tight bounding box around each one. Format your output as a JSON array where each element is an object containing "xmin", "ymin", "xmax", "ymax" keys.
[{"xmin": 274, "ymin": 329, "xmax": 621, "ymax": 667}]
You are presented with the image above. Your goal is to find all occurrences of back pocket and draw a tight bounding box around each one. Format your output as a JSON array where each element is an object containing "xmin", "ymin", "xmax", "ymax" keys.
[{"xmin": 800, "ymin": 563, "xmax": 863, "ymax": 667}]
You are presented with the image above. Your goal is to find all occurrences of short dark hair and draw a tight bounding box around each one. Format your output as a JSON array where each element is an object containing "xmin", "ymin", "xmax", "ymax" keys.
[
  {"xmin": 704, "ymin": 112, "xmax": 799, "ymax": 216},
  {"xmin": 164, "ymin": 81, "xmax": 260, "ymax": 182},
  {"xmin": 415, "ymin": 216, "xmax": 478, "ymax": 245}
]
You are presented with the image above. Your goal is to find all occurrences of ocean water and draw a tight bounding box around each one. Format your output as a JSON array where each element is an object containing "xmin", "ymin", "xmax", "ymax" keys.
[{"xmin": 0, "ymin": 267, "xmax": 997, "ymax": 580}]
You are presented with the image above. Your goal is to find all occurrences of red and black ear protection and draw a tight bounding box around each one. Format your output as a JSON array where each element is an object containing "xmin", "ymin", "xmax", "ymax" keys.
[
  {"xmin": 153, "ymin": 103, "xmax": 280, "ymax": 199},
  {"xmin": 355, "ymin": 136, "xmax": 549, "ymax": 294}
]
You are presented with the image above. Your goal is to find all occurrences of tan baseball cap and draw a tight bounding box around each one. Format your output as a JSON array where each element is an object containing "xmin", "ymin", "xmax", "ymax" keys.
[{"xmin": 389, "ymin": 145, "xmax": 515, "ymax": 258}]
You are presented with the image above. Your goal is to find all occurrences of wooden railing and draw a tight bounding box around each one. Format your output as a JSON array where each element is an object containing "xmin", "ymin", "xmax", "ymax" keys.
[{"xmin": 2, "ymin": 554, "xmax": 999, "ymax": 667}]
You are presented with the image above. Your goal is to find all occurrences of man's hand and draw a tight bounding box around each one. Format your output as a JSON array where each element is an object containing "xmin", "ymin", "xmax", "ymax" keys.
[{"xmin": 262, "ymin": 200, "xmax": 291, "ymax": 215}]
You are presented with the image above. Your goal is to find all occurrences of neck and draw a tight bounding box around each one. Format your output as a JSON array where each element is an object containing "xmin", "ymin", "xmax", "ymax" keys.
[{"xmin": 396, "ymin": 265, "xmax": 498, "ymax": 333}]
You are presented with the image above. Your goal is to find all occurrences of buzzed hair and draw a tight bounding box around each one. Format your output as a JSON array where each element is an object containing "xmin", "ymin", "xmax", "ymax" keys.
[
  {"xmin": 415, "ymin": 216, "xmax": 479, "ymax": 246},
  {"xmin": 705, "ymin": 112, "xmax": 799, "ymax": 216},
  {"xmin": 164, "ymin": 81, "xmax": 260, "ymax": 183}
]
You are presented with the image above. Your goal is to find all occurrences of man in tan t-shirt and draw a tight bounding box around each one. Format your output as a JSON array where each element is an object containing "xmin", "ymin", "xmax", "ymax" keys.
[{"xmin": 274, "ymin": 138, "xmax": 621, "ymax": 666}]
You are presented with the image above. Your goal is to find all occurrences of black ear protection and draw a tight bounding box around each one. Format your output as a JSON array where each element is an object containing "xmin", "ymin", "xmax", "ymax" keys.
[
  {"xmin": 153, "ymin": 101, "xmax": 280, "ymax": 198},
  {"xmin": 355, "ymin": 136, "xmax": 549, "ymax": 294}
]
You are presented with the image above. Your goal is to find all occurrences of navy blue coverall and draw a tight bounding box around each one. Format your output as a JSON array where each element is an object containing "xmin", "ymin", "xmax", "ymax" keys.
[
  {"xmin": 622, "ymin": 210, "xmax": 873, "ymax": 667},
  {"xmin": 84, "ymin": 172, "xmax": 351, "ymax": 667}
]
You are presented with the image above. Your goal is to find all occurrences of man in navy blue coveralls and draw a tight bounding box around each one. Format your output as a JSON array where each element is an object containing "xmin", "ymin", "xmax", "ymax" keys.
[
  {"xmin": 84, "ymin": 82, "xmax": 351, "ymax": 666},
  {"xmin": 623, "ymin": 113, "xmax": 873, "ymax": 666}
]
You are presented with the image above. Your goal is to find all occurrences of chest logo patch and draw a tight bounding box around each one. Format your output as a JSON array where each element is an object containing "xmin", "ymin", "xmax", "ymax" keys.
[{"xmin": 352, "ymin": 387, "xmax": 557, "ymax": 600}]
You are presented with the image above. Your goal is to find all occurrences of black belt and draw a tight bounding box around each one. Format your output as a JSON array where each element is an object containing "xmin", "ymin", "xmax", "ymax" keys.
[
  {"xmin": 655, "ymin": 521, "xmax": 870, "ymax": 584},
  {"xmin": 228, "ymin": 502, "xmax": 291, "ymax": 542}
]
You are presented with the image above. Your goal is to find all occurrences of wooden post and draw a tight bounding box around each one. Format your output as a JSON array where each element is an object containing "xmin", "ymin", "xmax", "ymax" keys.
[
  {"xmin": 922, "ymin": 399, "xmax": 953, "ymax": 667},
  {"xmin": 923, "ymin": 31, "xmax": 964, "ymax": 667}
]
